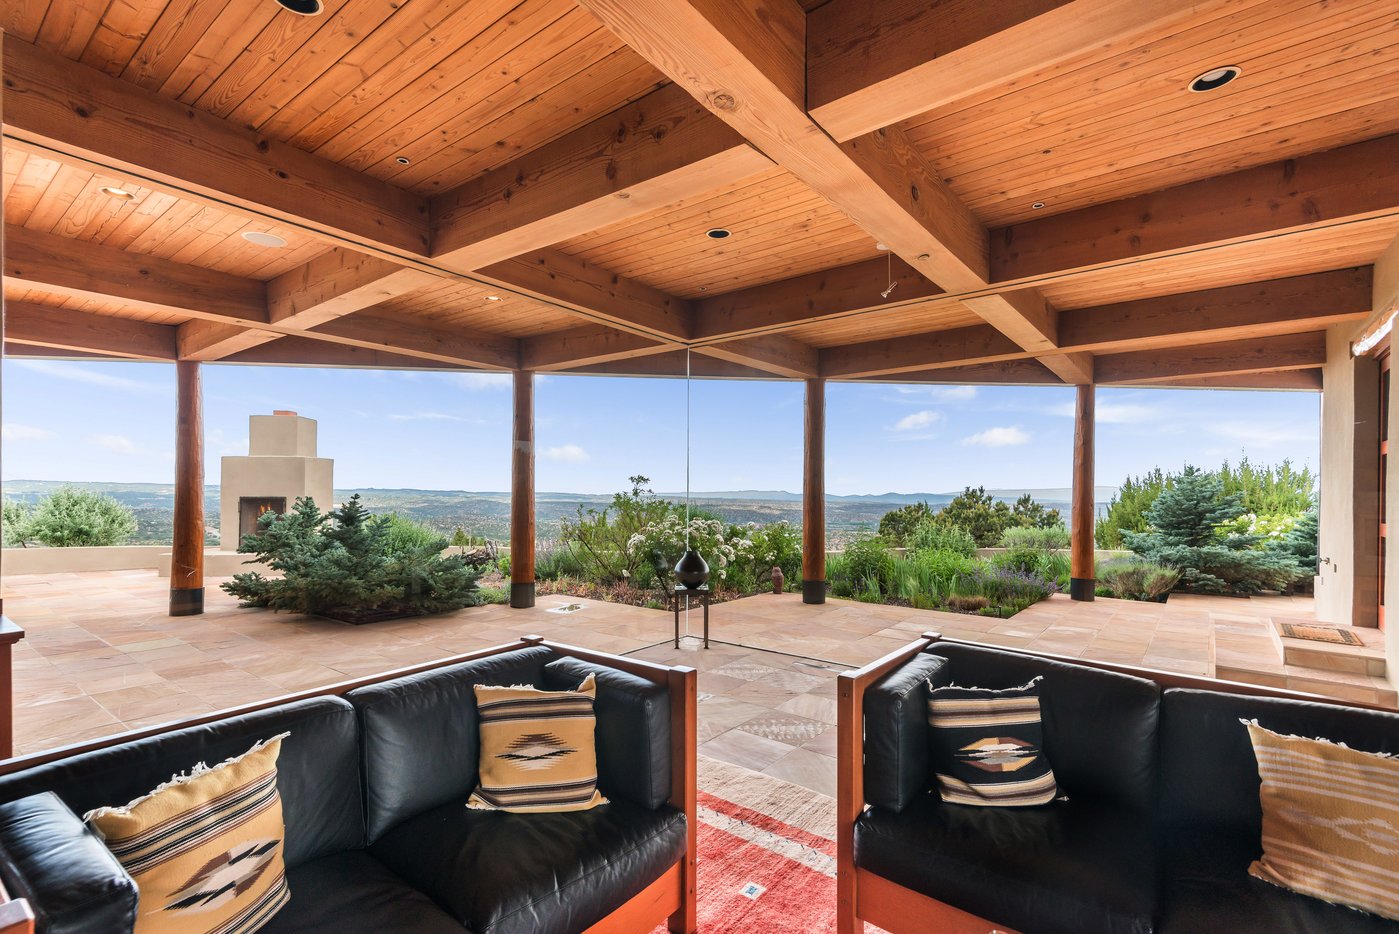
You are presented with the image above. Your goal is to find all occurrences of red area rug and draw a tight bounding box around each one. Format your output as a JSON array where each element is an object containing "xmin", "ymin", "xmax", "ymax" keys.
[{"xmin": 651, "ymin": 766, "xmax": 889, "ymax": 933}]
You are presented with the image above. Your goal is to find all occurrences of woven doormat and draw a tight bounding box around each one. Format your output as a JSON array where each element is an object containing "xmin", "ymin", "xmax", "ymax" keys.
[{"xmin": 1280, "ymin": 623, "xmax": 1365, "ymax": 646}]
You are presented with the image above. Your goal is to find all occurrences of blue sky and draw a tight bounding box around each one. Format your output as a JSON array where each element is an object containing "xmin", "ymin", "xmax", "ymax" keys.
[{"xmin": 0, "ymin": 359, "xmax": 1320, "ymax": 495}]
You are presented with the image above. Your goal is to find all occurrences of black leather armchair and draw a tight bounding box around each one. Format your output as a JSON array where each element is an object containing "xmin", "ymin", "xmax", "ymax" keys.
[
  {"xmin": 837, "ymin": 632, "xmax": 1399, "ymax": 934},
  {"xmin": 0, "ymin": 637, "xmax": 697, "ymax": 934}
]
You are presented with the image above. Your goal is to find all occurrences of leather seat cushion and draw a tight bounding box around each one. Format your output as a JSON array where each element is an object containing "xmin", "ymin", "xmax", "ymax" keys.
[
  {"xmin": 1160, "ymin": 829, "xmax": 1399, "ymax": 933},
  {"xmin": 854, "ymin": 795, "xmax": 1156, "ymax": 934},
  {"xmin": 541, "ymin": 657, "xmax": 671, "ymax": 809},
  {"xmin": 260, "ymin": 851, "xmax": 465, "ymax": 934},
  {"xmin": 862, "ymin": 652, "xmax": 950, "ymax": 812},
  {"xmin": 370, "ymin": 797, "xmax": 686, "ymax": 934},
  {"xmin": 347, "ymin": 645, "xmax": 556, "ymax": 840}
]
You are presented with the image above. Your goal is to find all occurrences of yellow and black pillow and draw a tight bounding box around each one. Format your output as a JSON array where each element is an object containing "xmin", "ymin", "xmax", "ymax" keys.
[
  {"xmin": 84, "ymin": 734, "xmax": 291, "ymax": 934},
  {"xmin": 926, "ymin": 678, "xmax": 1059, "ymax": 807},
  {"xmin": 469, "ymin": 675, "xmax": 607, "ymax": 813}
]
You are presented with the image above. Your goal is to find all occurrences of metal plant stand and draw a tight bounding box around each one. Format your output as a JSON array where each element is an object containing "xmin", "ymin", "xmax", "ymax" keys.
[{"xmin": 669, "ymin": 584, "xmax": 710, "ymax": 649}]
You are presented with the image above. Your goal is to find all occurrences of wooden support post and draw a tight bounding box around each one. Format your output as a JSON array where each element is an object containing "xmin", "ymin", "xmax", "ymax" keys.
[
  {"xmin": 510, "ymin": 370, "xmax": 536, "ymax": 608},
  {"xmin": 170, "ymin": 361, "xmax": 205, "ymax": 616},
  {"xmin": 1071, "ymin": 383, "xmax": 1096, "ymax": 601},
  {"xmin": 803, "ymin": 378, "xmax": 827, "ymax": 604}
]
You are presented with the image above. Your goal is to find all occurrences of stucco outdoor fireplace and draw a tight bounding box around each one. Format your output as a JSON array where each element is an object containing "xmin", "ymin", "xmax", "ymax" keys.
[{"xmin": 220, "ymin": 411, "xmax": 333, "ymax": 549}]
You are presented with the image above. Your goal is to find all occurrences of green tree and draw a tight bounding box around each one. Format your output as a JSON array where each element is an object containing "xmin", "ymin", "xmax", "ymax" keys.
[
  {"xmin": 931, "ymin": 487, "xmax": 1013, "ymax": 547},
  {"xmin": 559, "ymin": 475, "xmax": 673, "ymax": 584},
  {"xmin": 908, "ymin": 519, "xmax": 977, "ymax": 557},
  {"xmin": 1271, "ymin": 506, "xmax": 1319, "ymax": 574},
  {"xmin": 1096, "ymin": 468, "xmax": 1170, "ymax": 548},
  {"xmin": 1218, "ymin": 457, "xmax": 1316, "ymax": 516},
  {"xmin": 878, "ymin": 502, "xmax": 934, "ymax": 546},
  {"xmin": 223, "ymin": 495, "xmax": 482, "ymax": 619},
  {"xmin": 1010, "ymin": 493, "xmax": 1061, "ymax": 529},
  {"xmin": 1122, "ymin": 467, "xmax": 1303, "ymax": 594},
  {"xmin": 2, "ymin": 500, "xmax": 33, "ymax": 548},
  {"xmin": 26, "ymin": 488, "xmax": 137, "ymax": 547}
]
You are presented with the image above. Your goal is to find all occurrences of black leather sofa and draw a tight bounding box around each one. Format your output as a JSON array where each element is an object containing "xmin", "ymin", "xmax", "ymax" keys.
[
  {"xmin": 836, "ymin": 634, "xmax": 1399, "ymax": 934},
  {"xmin": 0, "ymin": 638, "xmax": 697, "ymax": 934}
]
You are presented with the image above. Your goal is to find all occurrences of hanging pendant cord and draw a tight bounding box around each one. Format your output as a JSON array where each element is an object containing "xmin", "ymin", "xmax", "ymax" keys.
[{"xmin": 685, "ymin": 347, "xmax": 692, "ymax": 549}]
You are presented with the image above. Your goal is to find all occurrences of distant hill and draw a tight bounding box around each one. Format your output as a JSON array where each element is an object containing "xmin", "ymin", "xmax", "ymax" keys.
[{"xmin": 2, "ymin": 480, "xmax": 1119, "ymax": 548}]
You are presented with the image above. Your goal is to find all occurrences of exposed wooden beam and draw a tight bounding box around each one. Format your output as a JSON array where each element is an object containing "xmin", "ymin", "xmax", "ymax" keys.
[
  {"xmin": 2, "ymin": 37, "xmax": 690, "ymax": 341},
  {"xmin": 1057, "ymin": 268, "xmax": 1373, "ymax": 353},
  {"xmin": 992, "ymin": 134, "xmax": 1399, "ymax": 284},
  {"xmin": 479, "ymin": 250, "xmax": 693, "ymax": 341},
  {"xmin": 309, "ymin": 312, "xmax": 519, "ymax": 370},
  {"xmin": 807, "ymin": 0, "xmax": 1207, "ymax": 142},
  {"xmin": 1141, "ymin": 370, "xmax": 1324, "ymax": 391},
  {"xmin": 2, "ymin": 34, "xmax": 427, "ymax": 255},
  {"xmin": 573, "ymin": 0, "xmax": 1074, "ymax": 377},
  {"xmin": 519, "ymin": 325, "xmax": 671, "ymax": 371},
  {"xmin": 696, "ymin": 335, "xmax": 819, "ymax": 378},
  {"xmin": 1095, "ymin": 332, "xmax": 1327, "ymax": 384},
  {"xmin": 268, "ymin": 249, "xmax": 440, "ymax": 329},
  {"xmin": 431, "ymin": 83, "xmax": 771, "ymax": 268},
  {"xmin": 820, "ymin": 324, "xmax": 1021, "ymax": 378},
  {"xmin": 4, "ymin": 225, "xmax": 267, "ymax": 324},
  {"xmin": 849, "ymin": 359, "xmax": 1061, "ymax": 384},
  {"xmin": 176, "ymin": 321, "xmax": 277, "ymax": 361},
  {"xmin": 692, "ymin": 255, "xmax": 942, "ymax": 340},
  {"xmin": 221, "ymin": 337, "xmax": 461, "ymax": 370},
  {"xmin": 5, "ymin": 302, "xmax": 176, "ymax": 360},
  {"xmin": 571, "ymin": 350, "xmax": 776, "ymax": 379}
]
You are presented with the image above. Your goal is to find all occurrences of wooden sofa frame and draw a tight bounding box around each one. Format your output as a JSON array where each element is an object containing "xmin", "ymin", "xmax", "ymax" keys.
[
  {"xmin": 0, "ymin": 635, "xmax": 698, "ymax": 934},
  {"xmin": 835, "ymin": 630, "xmax": 1392, "ymax": 934}
]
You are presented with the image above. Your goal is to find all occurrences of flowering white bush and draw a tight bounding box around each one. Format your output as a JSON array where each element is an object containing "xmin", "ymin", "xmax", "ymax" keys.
[
  {"xmin": 1218, "ymin": 512, "xmax": 1296, "ymax": 542},
  {"xmin": 627, "ymin": 514, "xmax": 755, "ymax": 588}
]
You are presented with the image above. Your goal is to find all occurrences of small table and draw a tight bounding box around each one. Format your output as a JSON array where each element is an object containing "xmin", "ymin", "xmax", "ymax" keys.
[{"xmin": 669, "ymin": 585, "xmax": 711, "ymax": 649}]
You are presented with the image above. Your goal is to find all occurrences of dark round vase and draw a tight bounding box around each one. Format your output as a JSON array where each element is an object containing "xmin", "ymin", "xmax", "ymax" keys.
[{"xmin": 674, "ymin": 549, "xmax": 710, "ymax": 588}]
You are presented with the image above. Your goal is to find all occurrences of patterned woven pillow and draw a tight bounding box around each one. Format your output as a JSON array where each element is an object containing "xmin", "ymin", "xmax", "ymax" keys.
[
  {"xmin": 84, "ymin": 733, "xmax": 291, "ymax": 934},
  {"xmin": 1245, "ymin": 721, "xmax": 1399, "ymax": 921},
  {"xmin": 926, "ymin": 677, "xmax": 1059, "ymax": 807},
  {"xmin": 468, "ymin": 674, "xmax": 608, "ymax": 813}
]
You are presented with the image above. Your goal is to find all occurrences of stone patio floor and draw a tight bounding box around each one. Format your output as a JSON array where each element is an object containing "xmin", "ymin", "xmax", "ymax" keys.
[{"xmin": 1, "ymin": 570, "xmax": 1389, "ymax": 779}]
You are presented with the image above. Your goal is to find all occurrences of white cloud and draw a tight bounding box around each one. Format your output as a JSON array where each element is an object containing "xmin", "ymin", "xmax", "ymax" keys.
[
  {"xmin": 893, "ymin": 385, "xmax": 978, "ymax": 402},
  {"xmin": 92, "ymin": 433, "xmax": 139, "ymax": 454},
  {"xmin": 893, "ymin": 410, "xmax": 942, "ymax": 432},
  {"xmin": 960, "ymin": 426, "xmax": 1030, "ymax": 447},
  {"xmin": 11, "ymin": 360, "xmax": 161, "ymax": 394},
  {"xmin": 544, "ymin": 444, "xmax": 590, "ymax": 463},
  {"xmin": 1048, "ymin": 400, "xmax": 1159, "ymax": 424},
  {"xmin": 1, "ymin": 423, "xmax": 54, "ymax": 442},
  {"xmin": 1206, "ymin": 421, "xmax": 1318, "ymax": 446},
  {"xmin": 445, "ymin": 373, "xmax": 511, "ymax": 391}
]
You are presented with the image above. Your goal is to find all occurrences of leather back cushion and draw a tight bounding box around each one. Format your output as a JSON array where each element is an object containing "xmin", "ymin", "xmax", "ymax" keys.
[
  {"xmin": 0, "ymin": 697, "xmax": 361, "ymax": 868},
  {"xmin": 863, "ymin": 652, "xmax": 950, "ymax": 812},
  {"xmin": 1159, "ymin": 688, "xmax": 1399, "ymax": 834},
  {"xmin": 347, "ymin": 645, "xmax": 554, "ymax": 840},
  {"xmin": 542, "ymin": 658, "xmax": 671, "ymax": 810},
  {"xmin": 927, "ymin": 645, "xmax": 1161, "ymax": 812}
]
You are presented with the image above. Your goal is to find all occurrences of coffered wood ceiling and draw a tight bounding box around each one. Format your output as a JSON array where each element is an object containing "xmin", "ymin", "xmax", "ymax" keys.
[{"xmin": 3, "ymin": 0, "xmax": 1396, "ymax": 388}]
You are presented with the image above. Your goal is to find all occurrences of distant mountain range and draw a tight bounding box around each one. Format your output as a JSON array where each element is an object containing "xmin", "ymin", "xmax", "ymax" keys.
[{"xmin": 2, "ymin": 480, "xmax": 1119, "ymax": 548}]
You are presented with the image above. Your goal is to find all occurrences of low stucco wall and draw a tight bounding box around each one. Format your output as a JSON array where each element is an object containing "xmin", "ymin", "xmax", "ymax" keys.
[{"xmin": 2, "ymin": 545, "xmax": 167, "ymax": 575}]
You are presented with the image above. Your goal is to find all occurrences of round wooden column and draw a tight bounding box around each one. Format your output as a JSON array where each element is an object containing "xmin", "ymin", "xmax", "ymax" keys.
[
  {"xmin": 510, "ymin": 370, "xmax": 536, "ymax": 608},
  {"xmin": 170, "ymin": 360, "xmax": 205, "ymax": 616},
  {"xmin": 802, "ymin": 378, "xmax": 827, "ymax": 604},
  {"xmin": 1070, "ymin": 383, "xmax": 1096, "ymax": 601}
]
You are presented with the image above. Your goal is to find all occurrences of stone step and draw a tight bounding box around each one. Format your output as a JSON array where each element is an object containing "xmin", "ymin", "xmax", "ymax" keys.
[
  {"xmin": 1271, "ymin": 619, "xmax": 1385, "ymax": 678},
  {"xmin": 1215, "ymin": 661, "xmax": 1397, "ymax": 708}
]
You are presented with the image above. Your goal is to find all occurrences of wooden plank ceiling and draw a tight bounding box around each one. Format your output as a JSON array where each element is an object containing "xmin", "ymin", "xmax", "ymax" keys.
[{"xmin": 3, "ymin": 0, "xmax": 1396, "ymax": 388}]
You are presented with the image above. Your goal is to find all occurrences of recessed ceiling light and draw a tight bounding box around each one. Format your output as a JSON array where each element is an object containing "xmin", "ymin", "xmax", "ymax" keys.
[
  {"xmin": 1188, "ymin": 65, "xmax": 1241, "ymax": 93},
  {"xmin": 274, "ymin": 0, "xmax": 323, "ymax": 14},
  {"xmin": 486, "ymin": 295, "xmax": 500, "ymax": 301},
  {"xmin": 242, "ymin": 231, "xmax": 287, "ymax": 248},
  {"xmin": 705, "ymin": 228, "xmax": 730, "ymax": 240},
  {"xmin": 1031, "ymin": 201, "xmax": 1045, "ymax": 210},
  {"xmin": 395, "ymin": 156, "xmax": 411, "ymax": 165},
  {"xmin": 100, "ymin": 186, "xmax": 136, "ymax": 202}
]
